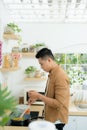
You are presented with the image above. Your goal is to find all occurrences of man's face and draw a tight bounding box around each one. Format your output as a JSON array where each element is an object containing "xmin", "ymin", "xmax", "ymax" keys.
[{"xmin": 38, "ymin": 58, "xmax": 51, "ymax": 72}]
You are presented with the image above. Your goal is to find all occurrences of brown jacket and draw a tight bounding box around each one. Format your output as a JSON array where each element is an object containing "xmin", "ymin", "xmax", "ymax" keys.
[{"xmin": 45, "ymin": 65, "xmax": 70, "ymax": 124}]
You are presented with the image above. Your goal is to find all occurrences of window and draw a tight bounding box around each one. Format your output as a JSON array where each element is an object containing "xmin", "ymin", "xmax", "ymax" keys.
[{"xmin": 54, "ymin": 53, "xmax": 87, "ymax": 88}]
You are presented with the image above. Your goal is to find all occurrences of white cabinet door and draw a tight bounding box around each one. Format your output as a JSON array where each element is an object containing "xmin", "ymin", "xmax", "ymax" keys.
[
  {"xmin": 64, "ymin": 116, "xmax": 77, "ymax": 130},
  {"xmin": 64, "ymin": 116, "xmax": 87, "ymax": 130},
  {"xmin": 77, "ymin": 116, "xmax": 87, "ymax": 130}
]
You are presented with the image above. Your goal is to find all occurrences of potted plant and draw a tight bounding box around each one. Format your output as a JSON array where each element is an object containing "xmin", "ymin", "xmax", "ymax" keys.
[
  {"xmin": 0, "ymin": 83, "xmax": 16, "ymax": 126},
  {"xmin": 33, "ymin": 43, "xmax": 46, "ymax": 52},
  {"xmin": 4, "ymin": 22, "xmax": 22, "ymax": 44},
  {"xmin": 25, "ymin": 66, "xmax": 37, "ymax": 78},
  {"xmin": 4, "ymin": 22, "xmax": 22, "ymax": 34}
]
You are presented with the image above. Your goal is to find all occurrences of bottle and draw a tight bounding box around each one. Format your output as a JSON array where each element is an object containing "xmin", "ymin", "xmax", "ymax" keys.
[{"xmin": 3, "ymin": 53, "xmax": 11, "ymax": 68}]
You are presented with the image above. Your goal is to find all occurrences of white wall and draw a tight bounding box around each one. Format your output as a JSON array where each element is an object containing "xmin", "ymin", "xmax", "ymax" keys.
[
  {"xmin": 0, "ymin": 0, "xmax": 11, "ymax": 40},
  {"xmin": 20, "ymin": 22, "xmax": 87, "ymax": 53},
  {"xmin": 1, "ymin": 1, "xmax": 87, "ymax": 100},
  {"xmin": 2, "ymin": 22, "xmax": 87, "ymax": 53},
  {"xmin": 1, "ymin": 22, "xmax": 87, "ymax": 101}
]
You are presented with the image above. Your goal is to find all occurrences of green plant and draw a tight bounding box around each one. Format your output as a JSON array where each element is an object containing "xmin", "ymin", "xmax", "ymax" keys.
[
  {"xmin": 7, "ymin": 23, "xmax": 21, "ymax": 33},
  {"xmin": 78, "ymin": 54, "xmax": 87, "ymax": 64},
  {"xmin": 66, "ymin": 65, "xmax": 87, "ymax": 87},
  {"xmin": 25, "ymin": 66, "xmax": 37, "ymax": 74},
  {"xmin": 66, "ymin": 54, "xmax": 77, "ymax": 64},
  {"xmin": 29, "ymin": 43, "xmax": 46, "ymax": 52},
  {"xmin": 7, "ymin": 22, "xmax": 22, "ymax": 45},
  {"xmin": 0, "ymin": 84, "xmax": 17, "ymax": 126},
  {"xmin": 33, "ymin": 43, "xmax": 46, "ymax": 48},
  {"xmin": 54, "ymin": 53, "xmax": 65, "ymax": 64}
]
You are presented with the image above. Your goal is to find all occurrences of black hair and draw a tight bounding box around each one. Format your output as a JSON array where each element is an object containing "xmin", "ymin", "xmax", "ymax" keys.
[{"xmin": 35, "ymin": 48, "xmax": 55, "ymax": 60}]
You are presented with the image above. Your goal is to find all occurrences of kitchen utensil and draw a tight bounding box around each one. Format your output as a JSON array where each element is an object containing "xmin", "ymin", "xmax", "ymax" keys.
[
  {"xmin": 19, "ymin": 106, "xmax": 30, "ymax": 118},
  {"xmin": 10, "ymin": 105, "xmax": 30, "ymax": 126},
  {"xmin": 10, "ymin": 111, "xmax": 44, "ymax": 126}
]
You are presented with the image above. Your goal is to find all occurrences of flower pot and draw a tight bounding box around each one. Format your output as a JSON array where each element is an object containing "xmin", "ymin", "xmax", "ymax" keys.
[
  {"xmin": 27, "ymin": 72, "xmax": 36, "ymax": 78},
  {"xmin": 4, "ymin": 26, "xmax": 14, "ymax": 34}
]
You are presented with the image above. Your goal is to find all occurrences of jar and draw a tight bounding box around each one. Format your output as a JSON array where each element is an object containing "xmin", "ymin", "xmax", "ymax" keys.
[
  {"xmin": 11, "ymin": 53, "xmax": 21, "ymax": 68},
  {"xmin": 3, "ymin": 53, "xmax": 11, "ymax": 68},
  {"xmin": 29, "ymin": 45, "xmax": 36, "ymax": 53},
  {"xmin": 12, "ymin": 57, "xmax": 19, "ymax": 68},
  {"xmin": 19, "ymin": 96, "xmax": 24, "ymax": 104},
  {"xmin": 21, "ymin": 43, "xmax": 29, "ymax": 52},
  {"xmin": 12, "ymin": 46, "xmax": 20, "ymax": 53},
  {"xmin": 35, "ymin": 70, "xmax": 41, "ymax": 78}
]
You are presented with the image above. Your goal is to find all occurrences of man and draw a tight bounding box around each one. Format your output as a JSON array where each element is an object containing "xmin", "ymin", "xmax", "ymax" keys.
[{"xmin": 28, "ymin": 48, "xmax": 70, "ymax": 130}]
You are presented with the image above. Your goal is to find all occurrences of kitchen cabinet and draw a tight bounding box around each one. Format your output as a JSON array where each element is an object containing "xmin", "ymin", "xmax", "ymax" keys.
[
  {"xmin": 64, "ymin": 115, "xmax": 87, "ymax": 130},
  {"xmin": 77, "ymin": 116, "xmax": 87, "ymax": 130},
  {"xmin": 64, "ymin": 116, "xmax": 77, "ymax": 130}
]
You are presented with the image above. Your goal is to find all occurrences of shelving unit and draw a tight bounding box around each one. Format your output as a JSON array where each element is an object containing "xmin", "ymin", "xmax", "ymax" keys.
[
  {"xmin": 1, "ymin": 33, "xmax": 22, "ymax": 88},
  {"xmin": 2, "ymin": 32, "xmax": 46, "ymax": 92},
  {"xmin": 3, "ymin": 33, "xmax": 19, "ymax": 40}
]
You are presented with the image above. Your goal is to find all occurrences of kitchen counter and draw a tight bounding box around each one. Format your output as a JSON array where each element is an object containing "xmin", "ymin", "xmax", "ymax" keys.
[
  {"xmin": 1, "ymin": 103, "xmax": 87, "ymax": 130},
  {"xmin": 0, "ymin": 126, "xmax": 28, "ymax": 130},
  {"xmin": 31, "ymin": 103, "xmax": 87, "ymax": 116},
  {"xmin": 31, "ymin": 102, "xmax": 87, "ymax": 116},
  {"xmin": 0, "ymin": 105, "xmax": 44, "ymax": 130},
  {"xmin": 69, "ymin": 102, "xmax": 87, "ymax": 116}
]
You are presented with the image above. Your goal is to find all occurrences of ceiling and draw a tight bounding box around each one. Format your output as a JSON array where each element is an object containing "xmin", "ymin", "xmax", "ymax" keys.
[{"xmin": 2, "ymin": 0, "xmax": 87, "ymax": 23}]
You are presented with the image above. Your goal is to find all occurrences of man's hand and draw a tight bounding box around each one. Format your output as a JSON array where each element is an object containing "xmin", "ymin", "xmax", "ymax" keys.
[{"xmin": 28, "ymin": 90, "xmax": 40, "ymax": 105}]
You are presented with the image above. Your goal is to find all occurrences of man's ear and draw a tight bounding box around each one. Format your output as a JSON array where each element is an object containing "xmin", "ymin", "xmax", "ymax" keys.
[{"xmin": 48, "ymin": 57, "xmax": 52, "ymax": 62}]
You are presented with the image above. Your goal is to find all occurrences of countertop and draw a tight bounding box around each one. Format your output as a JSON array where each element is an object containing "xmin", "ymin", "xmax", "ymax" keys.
[
  {"xmin": 31, "ymin": 102, "xmax": 87, "ymax": 116},
  {"xmin": 0, "ymin": 105, "xmax": 44, "ymax": 130},
  {"xmin": 0, "ymin": 126, "xmax": 28, "ymax": 130},
  {"xmin": 0, "ymin": 102, "xmax": 87, "ymax": 130},
  {"xmin": 31, "ymin": 103, "xmax": 87, "ymax": 116},
  {"xmin": 69, "ymin": 102, "xmax": 87, "ymax": 116}
]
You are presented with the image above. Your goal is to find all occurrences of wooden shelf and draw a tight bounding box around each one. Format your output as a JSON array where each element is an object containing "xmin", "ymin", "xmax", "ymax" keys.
[
  {"xmin": 21, "ymin": 52, "xmax": 35, "ymax": 57},
  {"xmin": 0, "ymin": 67, "xmax": 20, "ymax": 72},
  {"xmin": 24, "ymin": 77, "xmax": 46, "ymax": 81},
  {"xmin": 11, "ymin": 52, "xmax": 35, "ymax": 57},
  {"xmin": 3, "ymin": 33, "xmax": 19, "ymax": 40}
]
